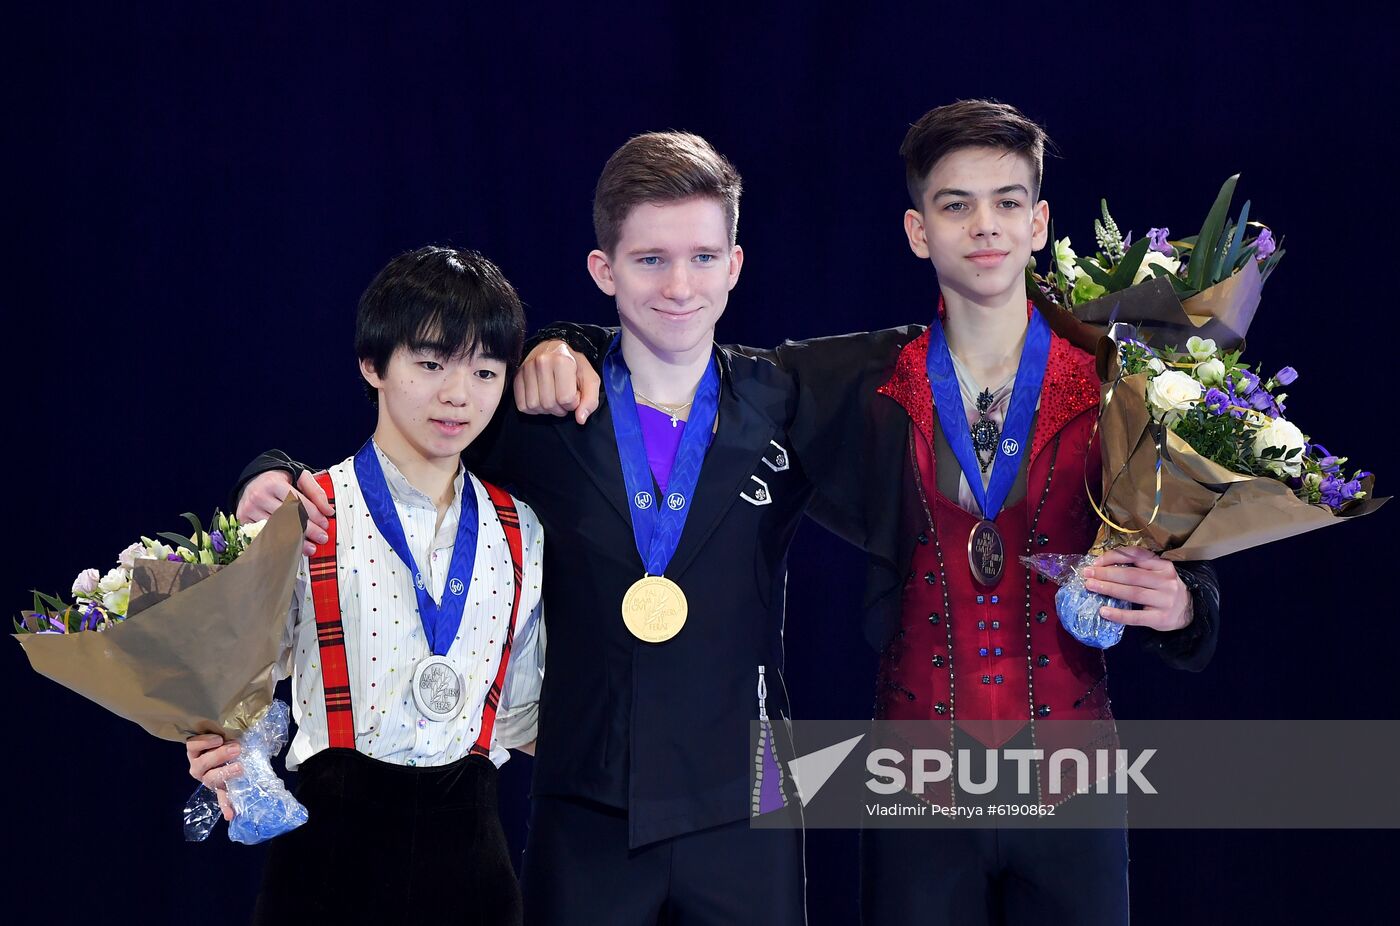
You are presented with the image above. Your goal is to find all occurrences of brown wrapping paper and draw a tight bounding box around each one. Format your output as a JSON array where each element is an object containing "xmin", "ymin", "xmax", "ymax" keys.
[
  {"xmin": 14, "ymin": 496, "xmax": 306, "ymax": 742},
  {"xmin": 1033, "ymin": 260, "xmax": 1264, "ymax": 353},
  {"xmin": 1094, "ymin": 360, "xmax": 1387, "ymax": 561}
]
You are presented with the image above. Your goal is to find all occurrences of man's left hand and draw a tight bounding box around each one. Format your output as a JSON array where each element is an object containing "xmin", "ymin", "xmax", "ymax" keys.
[{"xmin": 1082, "ymin": 545, "xmax": 1192, "ymax": 631}]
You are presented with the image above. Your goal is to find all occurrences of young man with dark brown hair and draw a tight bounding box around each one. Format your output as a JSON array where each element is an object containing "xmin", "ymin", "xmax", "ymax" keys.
[{"xmin": 522, "ymin": 101, "xmax": 1220, "ymax": 924}]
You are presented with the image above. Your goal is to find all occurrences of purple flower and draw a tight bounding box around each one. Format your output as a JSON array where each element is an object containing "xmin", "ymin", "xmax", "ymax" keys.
[
  {"xmin": 1320, "ymin": 474, "xmax": 1365, "ymax": 509},
  {"xmin": 1274, "ymin": 366, "xmax": 1298, "ymax": 386},
  {"xmin": 1203, "ymin": 387, "xmax": 1230, "ymax": 415},
  {"xmin": 1147, "ymin": 227, "xmax": 1174, "ymax": 255},
  {"xmin": 1225, "ymin": 383, "xmax": 1245, "ymax": 418},
  {"xmin": 1254, "ymin": 228, "xmax": 1276, "ymax": 261},
  {"xmin": 1247, "ymin": 390, "xmax": 1274, "ymax": 412},
  {"xmin": 211, "ymin": 530, "xmax": 227, "ymax": 554},
  {"xmin": 167, "ymin": 553, "xmax": 183, "ymax": 562},
  {"xmin": 1235, "ymin": 370, "xmax": 1260, "ymax": 396},
  {"xmin": 1311, "ymin": 443, "xmax": 1334, "ymax": 468}
]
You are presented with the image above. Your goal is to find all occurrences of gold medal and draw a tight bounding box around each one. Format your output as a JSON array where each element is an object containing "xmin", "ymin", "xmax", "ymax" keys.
[
  {"xmin": 968, "ymin": 519, "xmax": 1005, "ymax": 587},
  {"xmin": 622, "ymin": 575, "xmax": 688, "ymax": 642}
]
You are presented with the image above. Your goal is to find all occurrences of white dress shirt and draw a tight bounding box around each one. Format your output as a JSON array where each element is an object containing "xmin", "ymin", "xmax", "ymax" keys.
[{"xmin": 282, "ymin": 442, "xmax": 545, "ymax": 770}]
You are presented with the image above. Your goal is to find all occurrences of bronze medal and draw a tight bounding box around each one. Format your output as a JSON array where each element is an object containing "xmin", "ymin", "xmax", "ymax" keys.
[
  {"xmin": 967, "ymin": 519, "xmax": 1005, "ymax": 587},
  {"xmin": 622, "ymin": 575, "xmax": 688, "ymax": 642}
]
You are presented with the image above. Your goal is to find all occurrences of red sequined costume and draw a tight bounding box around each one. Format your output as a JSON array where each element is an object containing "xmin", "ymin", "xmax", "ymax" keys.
[
  {"xmin": 761, "ymin": 307, "xmax": 1218, "ymax": 804},
  {"xmin": 874, "ymin": 325, "xmax": 1114, "ymax": 804}
]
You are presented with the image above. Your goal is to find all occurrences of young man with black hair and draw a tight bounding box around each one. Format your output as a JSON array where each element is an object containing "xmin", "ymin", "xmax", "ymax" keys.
[{"xmin": 189, "ymin": 246, "xmax": 545, "ymax": 925}]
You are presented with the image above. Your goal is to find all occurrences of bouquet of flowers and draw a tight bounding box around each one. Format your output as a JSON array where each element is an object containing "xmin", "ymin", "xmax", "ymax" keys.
[
  {"xmin": 13, "ymin": 498, "xmax": 309, "ymax": 843},
  {"xmin": 19, "ymin": 512, "xmax": 267, "ymax": 635},
  {"xmin": 1024, "ymin": 330, "xmax": 1385, "ymax": 648},
  {"xmin": 1028, "ymin": 175, "xmax": 1282, "ymax": 352}
]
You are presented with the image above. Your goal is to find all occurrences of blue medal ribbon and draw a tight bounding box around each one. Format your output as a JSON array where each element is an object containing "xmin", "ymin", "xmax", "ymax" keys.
[
  {"xmin": 353, "ymin": 441, "xmax": 479, "ymax": 656},
  {"xmin": 925, "ymin": 309, "xmax": 1051, "ymax": 521},
  {"xmin": 602, "ymin": 336, "xmax": 721, "ymax": 577}
]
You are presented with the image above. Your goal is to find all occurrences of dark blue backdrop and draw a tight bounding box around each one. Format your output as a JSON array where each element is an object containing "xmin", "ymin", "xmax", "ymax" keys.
[{"xmin": 6, "ymin": 3, "xmax": 1396, "ymax": 923}]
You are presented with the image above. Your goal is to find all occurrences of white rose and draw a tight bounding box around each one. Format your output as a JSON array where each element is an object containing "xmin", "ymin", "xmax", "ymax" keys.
[
  {"xmin": 1133, "ymin": 249, "xmax": 1182, "ymax": 284},
  {"xmin": 1145, "ymin": 369, "xmax": 1204, "ymax": 424},
  {"xmin": 1251, "ymin": 417, "xmax": 1307, "ymax": 478},
  {"xmin": 116, "ymin": 542, "xmax": 146, "ymax": 569},
  {"xmin": 71, "ymin": 568, "xmax": 101, "ymax": 599},
  {"xmin": 97, "ymin": 567, "xmax": 130, "ymax": 595},
  {"xmin": 1195, "ymin": 358, "xmax": 1226, "ymax": 387},
  {"xmin": 239, "ymin": 520, "xmax": 267, "ymax": 543},
  {"xmin": 1185, "ymin": 335, "xmax": 1218, "ymax": 362},
  {"xmin": 1054, "ymin": 238, "xmax": 1083, "ymax": 280}
]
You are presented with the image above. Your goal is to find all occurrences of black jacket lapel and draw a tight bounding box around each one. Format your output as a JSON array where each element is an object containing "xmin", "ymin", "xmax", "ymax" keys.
[
  {"xmin": 552, "ymin": 394, "xmax": 634, "ymax": 527},
  {"xmin": 665, "ymin": 350, "xmax": 778, "ymax": 581}
]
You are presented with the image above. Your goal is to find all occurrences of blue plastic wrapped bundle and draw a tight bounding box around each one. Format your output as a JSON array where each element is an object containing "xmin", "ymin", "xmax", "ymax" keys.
[
  {"xmin": 1020, "ymin": 553, "xmax": 1130, "ymax": 650},
  {"xmin": 182, "ymin": 700, "xmax": 308, "ymax": 844}
]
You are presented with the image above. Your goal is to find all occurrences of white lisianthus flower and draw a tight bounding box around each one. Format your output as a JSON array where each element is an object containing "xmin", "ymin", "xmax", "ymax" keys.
[
  {"xmin": 102, "ymin": 587, "xmax": 131, "ymax": 616},
  {"xmin": 116, "ymin": 542, "xmax": 146, "ymax": 569},
  {"xmin": 1146, "ymin": 357, "xmax": 1167, "ymax": 375},
  {"xmin": 1195, "ymin": 358, "xmax": 1226, "ymax": 387},
  {"xmin": 1054, "ymin": 238, "xmax": 1084, "ymax": 280},
  {"xmin": 1251, "ymin": 417, "xmax": 1307, "ymax": 478},
  {"xmin": 1133, "ymin": 249, "xmax": 1183, "ymax": 284},
  {"xmin": 1145, "ymin": 369, "xmax": 1204, "ymax": 424},
  {"xmin": 1185, "ymin": 335, "xmax": 1218, "ymax": 362},
  {"xmin": 71, "ymin": 568, "xmax": 101, "ymax": 599},
  {"xmin": 239, "ymin": 520, "xmax": 268, "ymax": 543},
  {"xmin": 141, "ymin": 537, "xmax": 175, "ymax": 561}
]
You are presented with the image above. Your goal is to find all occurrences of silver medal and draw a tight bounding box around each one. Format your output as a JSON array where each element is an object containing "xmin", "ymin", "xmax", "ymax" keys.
[{"xmin": 412, "ymin": 654, "xmax": 464, "ymax": 722}]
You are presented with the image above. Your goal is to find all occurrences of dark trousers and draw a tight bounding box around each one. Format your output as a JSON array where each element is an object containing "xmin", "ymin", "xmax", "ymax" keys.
[
  {"xmin": 253, "ymin": 748, "xmax": 522, "ymax": 925},
  {"xmin": 520, "ymin": 796, "xmax": 807, "ymax": 925},
  {"xmin": 859, "ymin": 796, "xmax": 1129, "ymax": 926}
]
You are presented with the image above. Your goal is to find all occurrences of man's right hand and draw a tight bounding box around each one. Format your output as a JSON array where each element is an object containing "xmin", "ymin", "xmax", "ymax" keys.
[
  {"xmin": 238, "ymin": 470, "xmax": 335, "ymax": 556},
  {"xmin": 514, "ymin": 340, "xmax": 601, "ymax": 424},
  {"xmin": 187, "ymin": 734, "xmax": 242, "ymax": 822}
]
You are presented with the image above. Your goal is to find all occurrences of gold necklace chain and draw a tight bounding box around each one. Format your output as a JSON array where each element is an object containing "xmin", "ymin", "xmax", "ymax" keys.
[{"xmin": 632, "ymin": 389, "xmax": 693, "ymax": 416}]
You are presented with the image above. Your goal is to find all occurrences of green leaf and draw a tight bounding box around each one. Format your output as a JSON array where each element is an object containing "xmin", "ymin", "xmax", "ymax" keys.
[
  {"xmin": 34, "ymin": 590, "xmax": 69, "ymax": 613},
  {"xmin": 1077, "ymin": 257, "xmax": 1114, "ymax": 288},
  {"xmin": 1189, "ymin": 175, "xmax": 1239, "ymax": 290},
  {"xmin": 158, "ymin": 531, "xmax": 199, "ymax": 553},
  {"xmin": 181, "ymin": 512, "xmax": 205, "ymax": 544},
  {"xmin": 1152, "ymin": 268, "xmax": 1196, "ymax": 296},
  {"xmin": 1218, "ymin": 200, "xmax": 1250, "ymax": 281},
  {"xmin": 1109, "ymin": 235, "xmax": 1152, "ymax": 290}
]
